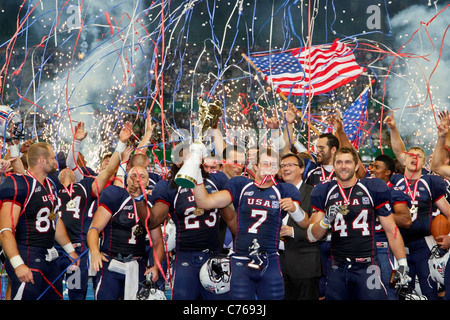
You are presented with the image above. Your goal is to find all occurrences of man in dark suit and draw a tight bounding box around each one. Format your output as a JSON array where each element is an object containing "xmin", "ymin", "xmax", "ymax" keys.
[{"xmin": 279, "ymin": 153, "xmax": 322, "ymax": 300}]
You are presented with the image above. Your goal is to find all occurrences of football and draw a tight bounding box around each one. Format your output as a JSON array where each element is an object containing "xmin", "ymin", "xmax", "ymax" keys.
[{"xmin": 431, "ymin": 214, "xmax": 450, "ymax": 240}]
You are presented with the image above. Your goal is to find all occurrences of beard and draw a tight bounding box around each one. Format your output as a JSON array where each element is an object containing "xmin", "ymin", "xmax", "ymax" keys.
[{"xmin": 335, "ymin": 169, "xmax": 355, "ymax": 182}]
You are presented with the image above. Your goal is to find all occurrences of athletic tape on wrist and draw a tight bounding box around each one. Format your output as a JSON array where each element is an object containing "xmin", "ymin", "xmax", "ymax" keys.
[{"xmin": 10, "ymin": 255, "xmax": 25, "ymax": 269}]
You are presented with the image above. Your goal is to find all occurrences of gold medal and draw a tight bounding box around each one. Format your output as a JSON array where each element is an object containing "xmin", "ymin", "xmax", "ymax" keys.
[
  {"xmin": 133, "ymin": 225, "xmax": 144, "ymax": 236},
  {"xmin": 339, "ymin": 204, "xmax": 349, "ymax": 216},
  {"xmin": 67, "ymin": 199, "xmax": 76, "ymax": 209},
  {"xmin": 193, "ymin": 208, "xmax": 204, "ymax": 216},
  {"xmin": 48, "ymin": 211, "xmax": 57, "ymax": 221}
]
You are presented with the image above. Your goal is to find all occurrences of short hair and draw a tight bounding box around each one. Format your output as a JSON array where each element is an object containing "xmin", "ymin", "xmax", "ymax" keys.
[
  {"xmin": 256, "ymin": 147, "xmax": 279, "ymax": 165},
  {"xmin": 222, "ymin": 144, "xmax": 245, "ymax": 161},
  {"xmin": 281, "ymin": 153, "xmax": 305, "ymax": 168},
  {"xmin": 130, "ymin": 153, "xmax": 150, "ymax": 168},
  {"xmin": 374, "ymin": 154, "xmax": 396, "ymax": 177},
  {"xmin": 319, "ymin": 132, "xmax": 340, "ymax": 150},
  {"xmin": 407, "ymin": 147, "xmax": 426, "ymax": 159},
  {"xmin": 333, "ymin": 147, "xmax": 359, "ymax": 165},
  {"xmin": 101, "ymin": 153, "xmax": 113, "ymax": 162},
  {"xmin": 27, "ymin": 142, "xmax": 52, "ymax": 168}
]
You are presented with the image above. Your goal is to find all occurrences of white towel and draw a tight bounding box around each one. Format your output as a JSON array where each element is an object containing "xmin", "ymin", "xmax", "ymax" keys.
[{"xmin": 124, "ymin": 260, "xmax": 139, "ymax": 300}]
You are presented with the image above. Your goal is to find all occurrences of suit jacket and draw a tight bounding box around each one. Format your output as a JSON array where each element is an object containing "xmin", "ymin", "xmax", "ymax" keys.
[{"xmin": 280, "ymin": 181, "xmax": 322, "ymax": 278}]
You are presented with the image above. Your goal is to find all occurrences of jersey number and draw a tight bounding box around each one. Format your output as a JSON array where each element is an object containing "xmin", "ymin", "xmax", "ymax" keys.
[
  {"xmin": 333, "ymin": 209, "xmax": 370, "ymax": 237},
  {"xmin": 184, "ymin": 207, "xmax": 218, "ymax": 230},
  {"xmin": 248, "ymin": 209, "xmax": 268, "ymax": 234}
]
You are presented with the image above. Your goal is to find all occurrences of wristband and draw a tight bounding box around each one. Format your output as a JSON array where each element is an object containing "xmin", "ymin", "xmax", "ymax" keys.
[
  {"xmin": 196, "ymin": 168, "xmax": 203, "ymax": 186},
  {"xmin": 320, "ymin": 219, "xmax": 330, "ymax": 229},
  {"xmin": 397, "ymin": 258, "xmax": 408, "ymax": 267},
  {"xmin": 271, "ymin": 129, "xmax": 286, "ymax": 151},
  {"xmin": 10, "ymin": 255, "xmax": 25, "ymax": 269},
  {"xmin": 306, "ymin": 224, "xmax": 318, "ymax": 242},
  {"xmin": 294, "ymin": 140, "xmax": 307, "ymax": 153},
  {"xmin": 288, "ymin": 202, "xmax": 305, "ymax": 222},
  {"xmin": 115, "ymin": 140, "xmax": 127, "ymax": 153},
  {"xmin": 0, "ymin": 227, "xmax": 12, "ymax": 234},
  {"xmin": 73, "ymin": 139, "xmax": 82, "ymax": 152},
  {"xmin": 63, "ymin": 242, "xmax": 75, "ymax": 254},
  {"xmin": 116, "ymin": 161, "xmax": 128, "ymax": 178},
  {"xmin": 134, "ymin": 194, "xmax": 144, "ymax": 202},
  {"xmin": 9, "ymin": 144, "xmax": 20, "ymax": 158}
]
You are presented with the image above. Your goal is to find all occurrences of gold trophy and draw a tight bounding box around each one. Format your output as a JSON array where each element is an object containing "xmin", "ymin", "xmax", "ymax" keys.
[{"xmin": 174, "ymin": 98, "xmax": 222, "ymax": 189}]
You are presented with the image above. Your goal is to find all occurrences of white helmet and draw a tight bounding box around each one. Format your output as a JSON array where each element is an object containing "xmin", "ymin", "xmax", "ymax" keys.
[
  {"xmin": 161, "ymin": 219, "xmax": 176, "ymax": 252},
  {"xmin": 136, "ymin": 273, "xmax": 167, "ymax": 300},
  {"xmin": 0, "ymin": 105, "xmax": 23, "ymax": 141},
  {"xmin": 199, "ymin": 255, "xmax": 230, "ymax": 294},
  {"xmin": 428, "ymin": 245, "xmax": 449, "ymax": 286}
]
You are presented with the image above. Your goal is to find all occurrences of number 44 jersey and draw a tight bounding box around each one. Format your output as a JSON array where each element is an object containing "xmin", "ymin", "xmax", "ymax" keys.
[{"xmin": 311, "ymin": 177, "xmax": 393, "ymax": 260}]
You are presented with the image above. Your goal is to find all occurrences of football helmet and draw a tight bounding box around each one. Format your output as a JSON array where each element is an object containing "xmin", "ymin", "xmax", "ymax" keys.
[
  {"xmin": 428, "ymin": 245, "xmax": 449, "ymax": 286},
  {"xmin": 0, "ymin": 105, "xmax": 23, "ymax": 142},
  {"xmin": 395, "ymin": 284, "xmax": 428, "ymax": 300},
  {"xmin": 136, "ymin": 273, "xmax": 167, "ymax": 300},
  {"xmin": 199, "ymin": 255, "xmax": 230, "ymax": 294},
  {"xmin": 161, "ymin": 219, "xmax": 176, "ymax": 252}
]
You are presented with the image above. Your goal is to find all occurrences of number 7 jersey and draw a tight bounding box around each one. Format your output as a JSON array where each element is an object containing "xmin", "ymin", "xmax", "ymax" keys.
[
  {"xmin": 224, "ymin": 176, "xmax": 302, "ymax": 255},
  {"xmin": 311, "ymin": 177, "xmax": 392, "ymax": 259}
]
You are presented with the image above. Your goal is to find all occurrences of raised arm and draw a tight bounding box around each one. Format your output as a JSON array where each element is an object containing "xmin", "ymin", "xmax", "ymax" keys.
[
  {"xmin": 135, "ymin": 112, "xmax": 156, "ymax": 155},
  {"xmin": 384, "ymin": 114, "xmax": 407, "ymax": 166},
  {"xmin": 67, "ymin": 122, "xmax": 89, "ymax": 182},
  {"xmin": 430, "ymin": 111, "xmax": 450, "ymax": 179}
]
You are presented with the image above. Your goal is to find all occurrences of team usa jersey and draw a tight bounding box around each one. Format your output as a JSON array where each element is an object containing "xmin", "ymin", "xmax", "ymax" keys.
[
  {"xmin": 97, "ymin": 185, "xmax": 147, "ymax": 257},
  {"xmin": 311, "ymin": 177, "xmax": 392, "ymax": 259},
  {"xmin": 305, "ymin": 165, "xmax": 336, "ymax": 187},
  {"xmin": 58, "ymin": 177, "xmax": 97, "ymax": 245},
  {"xmin": 224, "ymin": 176, "xmax": 302, "ymax": 255},
  {"xmin": 0, "ymin": 173, "xmax": 59, "ymax": 249},
  {"xmin": 375, "ymin": 186, "xmax": 411, "ymax": 243},
  {"xmin": 150, "ymin": 171, "xmax": 229, "ymax": 252},
  {"xmin": 390, "ymin": 174, "xmax": 446, "ymax": 243}
]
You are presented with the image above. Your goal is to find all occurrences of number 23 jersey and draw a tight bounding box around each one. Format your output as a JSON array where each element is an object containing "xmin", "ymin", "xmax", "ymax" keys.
[
  {"xmin": 151, "ymin": 171, "xmax": 229, "ymax": 252},
  {"xmin": 311, "ymin": 177, "xmax": 392, "ymax": 259}
]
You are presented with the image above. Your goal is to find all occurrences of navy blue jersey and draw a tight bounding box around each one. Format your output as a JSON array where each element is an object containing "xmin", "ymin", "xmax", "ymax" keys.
[
  {"xmin": 390, "ymin": 174, "xmax": 446, "ymax": 243},
  {"xmin": 375, "ymin": 185, "xmax": 411, "ymax": 242},
  {"xmin": 58, "ymin": 177, "xmax": 97, "ymax": 244},
  {"xmin": 151, "ymin": 171, "xmax": 229, "ymax": 252},
  {"xmin": 148, "ymin": 172, "xmax": 162, "ymax": 191},
  {"xmin": 97, "ymin": 185, "xmax": 147, "ymax": 257},
  {"xmin": 0, "ymin": 173, "xmax": 58, "ymax": 248},
  {"xmin": 224, "ymin": 176, "xmax": 302, "ymax": 255},
  {"xmin": 311, "ymin": 177, "xmax": 392, "ymax": 259},
  {"xmin": 305, "ymin": 165, "xmax": 336, "ymax": 187}
]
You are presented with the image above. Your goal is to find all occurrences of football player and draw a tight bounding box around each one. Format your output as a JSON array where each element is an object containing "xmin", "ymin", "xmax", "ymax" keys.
[
  {"xmin": 146, "ymin": 144, "xmax": 236, "ymax": 300},
  {"xmin": 87, "ymin": 165, "xmax": 164, "ymax": 300},
  {"xmin": 192, "ymin": 147, "xmax": 308, "ymax": 300},
  {"xmin": 308, "ymin": 147, "xmax": 409, "ymax": 300},
  {"xmin": 0, "ymin": 142, "xmax": 79, "ymax": 300}
]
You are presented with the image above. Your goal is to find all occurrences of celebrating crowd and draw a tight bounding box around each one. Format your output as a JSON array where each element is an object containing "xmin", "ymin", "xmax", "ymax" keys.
[{"xmin": 0, "ymin": 101, "xmax": 450, "ymax": 301}]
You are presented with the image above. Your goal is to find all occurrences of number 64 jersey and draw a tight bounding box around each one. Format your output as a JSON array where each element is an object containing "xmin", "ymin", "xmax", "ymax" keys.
[
  {"xmin": 0, "ymin": 173, "xmax": 59, "ymax": 249},
  {"xmin": 311, "ymin": 177, "xmax": 393, "ymax": 260}
]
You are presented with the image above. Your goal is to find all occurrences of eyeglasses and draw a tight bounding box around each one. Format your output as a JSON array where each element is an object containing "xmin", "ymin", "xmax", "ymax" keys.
[{"xmin": 280, "ymin": 163, "xmax": 300, "ymax": 169}]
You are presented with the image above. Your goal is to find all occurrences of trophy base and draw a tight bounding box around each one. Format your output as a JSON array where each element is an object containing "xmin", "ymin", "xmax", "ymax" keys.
[{"xmin": 174, "ymin": 175, "xmax": 197, "ymax": 189}]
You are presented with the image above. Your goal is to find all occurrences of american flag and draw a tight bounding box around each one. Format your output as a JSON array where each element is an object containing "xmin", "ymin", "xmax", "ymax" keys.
[
  {"xmin": 343, "ymin": 87, "xmax": 369, "ymax": 149},
  {"xmin": 244, "ymin": 39, "xmax": 365, "ymax": 97}
]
